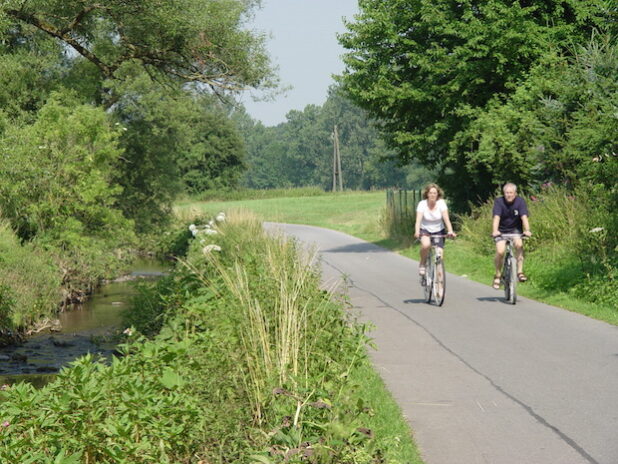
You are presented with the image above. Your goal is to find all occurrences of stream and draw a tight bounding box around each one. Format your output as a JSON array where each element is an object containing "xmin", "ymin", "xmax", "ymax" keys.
[{"xmin": 0, "ymin": 258, "xmax": 169, "ymax": 388}]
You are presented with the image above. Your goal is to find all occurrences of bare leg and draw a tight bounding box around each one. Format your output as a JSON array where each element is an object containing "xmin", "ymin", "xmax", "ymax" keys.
[
  {"xmin": 419, "ymin": 236, "xmax": 430, "ymax": 269},
  {"xmin": 514, "ymin": 238, "xmax": 524, "ymax": 274},
  {"xmin": 494, "ymin": 240, "xmax": 506, "ymax": 277}
]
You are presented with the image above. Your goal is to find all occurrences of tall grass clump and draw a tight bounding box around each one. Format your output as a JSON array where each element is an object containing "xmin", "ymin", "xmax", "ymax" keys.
[
  {"xmin": 180, "ymin": 209, "xmax": 421, "ymax": 463},
  {"xmin": 0, "ymin": 221, "xmax": 61, "ymax": 336},
  {"xmin": 205, "ymin": 214, "xmax": 335, "ymax": 422}
]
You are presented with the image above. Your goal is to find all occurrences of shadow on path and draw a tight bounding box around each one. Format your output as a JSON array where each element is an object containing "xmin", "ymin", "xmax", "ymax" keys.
[
  {"xmin": 323, "ymin": 242, "xmax": 390, "ymax": 254},
  {"xmin": 477, "ymin": 296, "xmax": 511, "ymax": 305}
]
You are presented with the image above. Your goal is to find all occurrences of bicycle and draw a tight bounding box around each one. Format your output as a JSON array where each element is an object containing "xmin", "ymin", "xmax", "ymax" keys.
[
  {"xmin": 496, "ymin": 233, "xmax": 526, "ymax": 305},
  {"xmin": 419, "ymin": 234, "xmax": 450, "ymax": 306}
]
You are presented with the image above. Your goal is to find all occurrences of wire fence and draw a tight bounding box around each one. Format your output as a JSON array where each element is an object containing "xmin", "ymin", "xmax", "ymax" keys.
[{"xmin": 384, "ymin": 189, "xmax": 422, "ymax": 240}]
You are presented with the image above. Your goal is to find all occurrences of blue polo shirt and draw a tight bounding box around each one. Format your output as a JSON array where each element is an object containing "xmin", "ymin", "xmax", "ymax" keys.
[{"xmin": 492, "ymin": 196, "xmax": 529, "ymax": 233}]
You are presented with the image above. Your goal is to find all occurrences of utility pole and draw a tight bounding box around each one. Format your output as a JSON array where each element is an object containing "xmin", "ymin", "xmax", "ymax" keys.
[{"xmin": 332, "ymin": 124, "xmax": 343, "ymax": 191}]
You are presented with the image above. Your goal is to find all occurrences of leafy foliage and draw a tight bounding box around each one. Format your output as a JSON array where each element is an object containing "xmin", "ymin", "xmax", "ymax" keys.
[
  {"xmin": 338, "ymin": 0, "xmax": 615, "ymax": 208},
  {"xmin": 0, "ymin": 0, "xmax": 276, "ymax": 90},
  {"xmin": 0, "ymin": 222, "xmax": 61, "ymax": 332}
]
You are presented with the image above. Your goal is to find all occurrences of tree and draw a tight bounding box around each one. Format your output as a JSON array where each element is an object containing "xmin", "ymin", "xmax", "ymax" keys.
[
  {"xmin": 338, "ymin": 0, "xmax": 613, "ymax": 209},
  {"xmin": 0, "ymin": 0, "xmax": 276, "ymax": 92},
  {"xmin": 177, "ymin": 98, "xmax": 246, "ymax": 194},
  {"xmin": 0, "ymin": 91, "xmax": 132, "ymax": 245}
]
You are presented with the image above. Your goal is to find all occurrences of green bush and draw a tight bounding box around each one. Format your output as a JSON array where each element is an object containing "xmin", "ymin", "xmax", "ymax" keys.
[
  {"xmin": 0, "ymin": 222, "xmax": 61, "ymax": 331},
  {"xmin": 0, "ymin": 91, "xmax": 137, "ymax": 307}
]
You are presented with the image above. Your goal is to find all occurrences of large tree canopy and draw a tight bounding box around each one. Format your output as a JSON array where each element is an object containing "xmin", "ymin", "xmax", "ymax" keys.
[
  {"xmin": 0, "ymin": 0, "xmax": 276, "ymax": 91},
  {"xmin": 338, "ymin": 0, "xmax": 614, "ymax": 207}
]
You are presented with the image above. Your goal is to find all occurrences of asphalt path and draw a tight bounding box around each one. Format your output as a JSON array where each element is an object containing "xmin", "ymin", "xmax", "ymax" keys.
[{"xmin": 265, "ymin": 223, "xmax": 618, "ymax": 464}]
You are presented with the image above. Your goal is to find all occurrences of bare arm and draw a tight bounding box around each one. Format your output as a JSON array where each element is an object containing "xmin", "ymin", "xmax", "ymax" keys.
[
  {"xmin": 521, "ymin": 215, "xmax": 532, "ymax": 236},
  {"xmin": 442, "ymin": 210, "xmax": 456, "ymax": 236},
  {"xmin": 492, "ymin": 215, "xmax": 501, "ymax": 236},
  {"xmin": 414, "ymin": 211, "xmax": 423, "ymax": 238}
]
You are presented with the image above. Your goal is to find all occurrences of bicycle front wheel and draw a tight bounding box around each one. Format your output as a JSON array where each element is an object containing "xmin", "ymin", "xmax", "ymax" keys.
[
  {"xmin": 503, "ymin": 257, "xmax": 512, "ymax": 303},
  {"xmin": 508, "ymin": 255, "xmax": 517, "ymax": 304},
  {"xmin": 433, "ymin": 259, "xmax": 446, "ymax": 306},
  {"xmin": 423, "ymin": 258, "xmax": 433, "ymax": 303}
]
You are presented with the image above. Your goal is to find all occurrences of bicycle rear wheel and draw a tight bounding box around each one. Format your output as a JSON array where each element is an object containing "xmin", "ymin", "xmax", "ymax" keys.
[
  {"xmin": 423, "ymin": 256, "xmax": 433, "ymax": 303},
  {"xmin": 433, "ymin": 258, "xmax": 446, "ymax": 306},
  {"xmin": 503, "ymin": 255, "xmax": 517, "ymax": 304}
]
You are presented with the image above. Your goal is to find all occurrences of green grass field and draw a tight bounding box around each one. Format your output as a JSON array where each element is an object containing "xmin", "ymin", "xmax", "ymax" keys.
[
  {"xmin": 177, "ymin": 189, "xmax": 616, "ymax": 326},
  {"xmin": 176, "ymin": 190, "xmax": 387, "ymax": 241}
]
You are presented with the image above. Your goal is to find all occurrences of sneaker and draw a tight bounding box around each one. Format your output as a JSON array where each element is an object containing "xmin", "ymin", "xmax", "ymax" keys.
[{"xmin": 419, "ymin": 266, "xmax": 426, "ymax": 276}]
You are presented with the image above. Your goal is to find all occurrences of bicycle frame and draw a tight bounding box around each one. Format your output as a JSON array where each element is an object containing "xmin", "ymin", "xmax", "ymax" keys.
[
  {"xmin": 498, "ymin": 234, "xmax": 523, "ymax": 305},
  {"xmin": 419, "ymin": 234, "xmax": 449, "ymax": 306}
]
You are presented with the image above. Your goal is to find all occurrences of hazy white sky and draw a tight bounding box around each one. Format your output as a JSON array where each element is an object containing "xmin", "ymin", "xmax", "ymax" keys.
[{"xmin": 240, "ymin": 0, "xmax": 359, "ymax": 127}]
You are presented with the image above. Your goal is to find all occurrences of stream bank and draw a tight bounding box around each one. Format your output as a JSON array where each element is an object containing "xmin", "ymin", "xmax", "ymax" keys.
[{"xmin": 0, "ymin": 258, "xmax": 169, "ymax": 387}]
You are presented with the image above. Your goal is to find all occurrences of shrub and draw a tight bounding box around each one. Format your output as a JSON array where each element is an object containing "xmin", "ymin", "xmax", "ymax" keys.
[{"xmin": 0, "ymin": 221, "xmax": 61, "ymax": 332}]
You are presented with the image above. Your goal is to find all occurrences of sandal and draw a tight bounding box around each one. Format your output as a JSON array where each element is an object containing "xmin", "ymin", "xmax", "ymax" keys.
[
  {"xmin": 518, "ymin": 272, "xmax": 528, "ymax": 282},
  {"xmin": 492, "ymin": 275, "xmax": 501, "ymax": 290},
  {"xmin": 419, "ymin": 266, "xmax": 426, "ymax": 276}
]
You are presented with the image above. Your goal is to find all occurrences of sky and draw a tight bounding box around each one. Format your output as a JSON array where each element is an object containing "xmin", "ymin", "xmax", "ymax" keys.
[{"xmin": 240, "ymin": 0, "xmax": 360, "ymax": 127}]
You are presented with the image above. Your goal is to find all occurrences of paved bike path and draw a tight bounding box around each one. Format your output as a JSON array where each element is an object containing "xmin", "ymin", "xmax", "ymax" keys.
[{"xmin": 265, "ymin": 223, "xmax": 618, "ymax": 464}]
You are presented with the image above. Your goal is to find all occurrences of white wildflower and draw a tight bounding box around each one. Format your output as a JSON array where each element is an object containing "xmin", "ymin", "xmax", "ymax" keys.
[
  {"xmin": 189, "ymin": 224, "xmax": 197, "ymax": 232},
  {"xmin": 191, "ymin": 229, "xmax": 198, "ymax": 237},
  {"xmin": 205, "ymin": 229, "xmax": 218, "ymax": 235},
  {"xmin": 123, "ymin": 327, "xmax": 133, "ymax": 336},
  {"xmin": 208, "ymin": 220, "xmax": 215, "ymax": 227},
  {"xmin": 202, "ymin": 244, "xmax": 222, "ymax": 254},
  {"xmin": 216, "ymin": 213, "xmax": 226, "ymax": 222},
  {"xmin": 589, "ymin": 227, "xmax": 604, "ymax": 233}
]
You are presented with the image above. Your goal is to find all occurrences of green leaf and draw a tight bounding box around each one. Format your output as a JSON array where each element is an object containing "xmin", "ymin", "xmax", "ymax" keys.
[
  {"xmin": 160, "ymin": 368, "xmax": 186, "ymax": 389},
  {"xmin": 248, "ymin": 455, "xmax": 274, "ymax": 464}
]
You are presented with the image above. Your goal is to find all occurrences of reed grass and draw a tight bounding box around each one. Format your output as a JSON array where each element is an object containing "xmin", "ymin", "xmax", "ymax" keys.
[{"xmin": 196, "ymin": 210, "xmax": 332, "ymax": 424}]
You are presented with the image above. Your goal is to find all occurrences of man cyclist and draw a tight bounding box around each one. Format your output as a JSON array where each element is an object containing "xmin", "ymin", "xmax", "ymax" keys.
[{"xmin": 492, "ymin": 183, "xmax": 532, "ymax": 289}]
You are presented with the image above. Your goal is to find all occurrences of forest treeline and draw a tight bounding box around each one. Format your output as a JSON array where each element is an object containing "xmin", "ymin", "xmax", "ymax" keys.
[{"xmin": 235, "ymin": 86, "xmax": 434, "ymax": 191}]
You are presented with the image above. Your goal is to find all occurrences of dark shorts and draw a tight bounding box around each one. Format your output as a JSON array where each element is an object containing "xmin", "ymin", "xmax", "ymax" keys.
[
  {"xmin": 494, "ymin": 228, "xmax": 523, "ymax": 243},
  {"xmin": 420, "ymin": 228, "xmax": 446, "ymax": 248}
]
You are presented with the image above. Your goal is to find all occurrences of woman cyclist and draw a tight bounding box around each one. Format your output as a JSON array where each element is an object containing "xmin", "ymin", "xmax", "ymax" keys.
[{"xmin": 414, "ymin": 183, "xmax": 456, "ymax": 276}]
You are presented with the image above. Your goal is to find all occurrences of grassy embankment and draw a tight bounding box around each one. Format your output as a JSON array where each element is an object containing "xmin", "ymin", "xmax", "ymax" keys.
[
  {"xmin": 1, "ymin": 209, "xmax": 423, "ymax": 463},
  {"xmin": 177, "ymin": 189, "xmax": 616, "ymax": 326}
]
